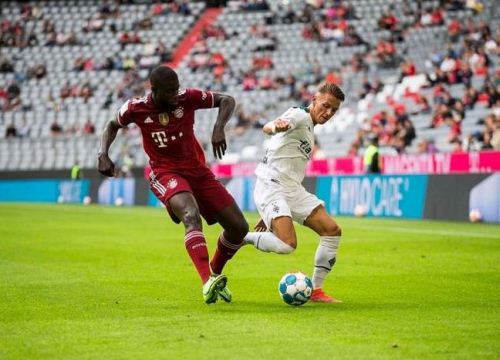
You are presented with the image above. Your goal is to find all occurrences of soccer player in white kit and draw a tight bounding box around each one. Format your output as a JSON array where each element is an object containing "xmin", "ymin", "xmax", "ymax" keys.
[{"xmin": 243, "ymin": 83, "xmax": 345, "ymax": 303}]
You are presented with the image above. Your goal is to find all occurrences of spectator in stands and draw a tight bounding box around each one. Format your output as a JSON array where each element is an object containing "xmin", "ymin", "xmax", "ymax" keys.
[
  {"xmin": 50, "ymin": 121, "xmax": 63, "ymax": 136},
  {"xmin": 341, "ymin": 25, "xmax": 365, "ymax": 47},
  {"xmin": 80, "ymin": 81, "xmax": 93, "ymax": 103},
  {"xmin": 0, "ymin": 53, "xmax": 14, "ymax": 73},
  {"xmin": 156, "ymin": 41, "xmax": 172, "ymax": 62},
  {"xmin": 233, "ymin": 105, "xmax": 252, "ymax": 136},
  {"xmin": 364, "ymin": 135, "xmax": 381, "ymax": 173},
  {"xmin": 374, "ymin": 39, "xmax": 399, "ymax": 68},
  {"xmin": 252, "ymin": 55, "xmax": 274, "ymax": 71},
  {"xmin": 26, "ymin": 64, "xmax": 47, "ymax": 79},
  {"xmin": 151, "ymin": 2, "xmax": 167, "ymax": 16},
  {"xmin": 240, "ymin": 0, "xmax": 269, "ymax": 11},
  {"xmin": 399, "ymin": 58, "xmax": 416, "ymax": 81},
  {"xmin": 258, "ymin": 74, "xmax": 275, "ymax": 90},
  {"xmin": 242, "ymin": 71, "xmax": 257, "ymax": 91},
  {"xmin": 378, "ymin": 10, "xmax": 399, "ymax": 31},
  {"xmin": 463, "ymin": 84, "xmax": 479, "ymax": 109},
  {"xmin": 82, "ymin": 119, "xmax": 96, "ymax": 135},
  {"xmin": 83, "ymin": 16, "xmax": 104, "ymax": 32},
  {"xmin": 411, "ymin": 94, "xmax": 431, "ymax": 114},
  {"xmin": 18, "ymin": 119, "xmax": 30, "ymax": 138},
  {"xmin": 178, "ymin": 1, "xmax": 191, "ymax": 15},
  {"xmin": 324, "ymin": 68, "xmax": 342, "ymax": 85},
  {"xmin": 4, "ymin": 81, "xmax": 21, "ymax": 111},
  {"xmin": 350, "ymin": 52, "xmax": 368, "ymax": 72},
  {"xmin": 447, "ymin": 17, "xmax": 463, "ymax": 43},
  {"xmin": 416, "ymin": 138, "xmax": 438, "ymax": 154},
  {"xmin": 5, "ymin": 122, "xmax": 17, "ymax": 138},
  {"xmin": 71, "ymin": 162, "xmax": 83, "ymax": 180}
]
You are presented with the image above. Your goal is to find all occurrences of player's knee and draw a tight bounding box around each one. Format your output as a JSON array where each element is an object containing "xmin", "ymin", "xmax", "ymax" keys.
[
  {"xmin": 280, "ymin": 234, "xmax": 297, "ymax": 250},
  {"xmin": 323, "ymin": 223, "xmax": 341, "ymax": 237},
  {"xmin": 234, "ymin": 220, "xmax": 249, "ymax": 240},
  {"xmin": 276, "ymin": 241, "xmax": 295, "ymax": 254},
  {"xmin": 181, "ymin": 209, "xmax": 202, "ymax": 230}
]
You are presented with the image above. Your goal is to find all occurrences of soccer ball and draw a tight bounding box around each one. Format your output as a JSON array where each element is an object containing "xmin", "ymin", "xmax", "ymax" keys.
[
  {"xmin": 469, "ymin": 209, "xmax": 482, "ymax": 223},
  {"xmin": 354, "ymin": 204, "xmax": 368, "ymax": 217},
  {"xmin": 278, "ymin": 272, "xmax": 313, "ymax": 306}
]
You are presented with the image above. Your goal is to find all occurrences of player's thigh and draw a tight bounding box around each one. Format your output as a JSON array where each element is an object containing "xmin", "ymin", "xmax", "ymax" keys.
[
  {"xmin": 253, "ymin": 179, "xmax": 287, "ymax": 226},
  {"xmin": 191, "ymin": 171, "xmax": 238, "ymax": 225},
  {"xmin": 288, "ymin": 186, "xmax": 324, "ymax": 225},
  {"xmin": 254, "ymin": 181, "xmax": 296, "ymax": 245},
  {"xmin": 304, "ymin": 205, "xmax": 341, "ymax": 237},
  {"xmin": 149, "ymin": 171, "xmax": 198, "ymax": 225}
]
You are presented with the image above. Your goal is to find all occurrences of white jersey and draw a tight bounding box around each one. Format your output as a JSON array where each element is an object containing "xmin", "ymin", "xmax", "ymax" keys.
[{"xmin": 255, "ymin": 106, "xmax": 315, "ymax": 186}]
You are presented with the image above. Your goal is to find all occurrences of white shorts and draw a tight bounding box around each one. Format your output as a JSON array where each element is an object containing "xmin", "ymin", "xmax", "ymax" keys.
[{"xmin": 254, "ymin": 178, "xmax": 324, "ymax": 230}]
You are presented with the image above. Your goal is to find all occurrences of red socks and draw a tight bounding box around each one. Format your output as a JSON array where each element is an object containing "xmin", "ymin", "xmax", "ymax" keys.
[
  {"xmin": 210, "ymin": 232, "xmax": 242, "ymax": 275},
  {"xmin": 184, "ymin": 230, "xmax": 211, "ymax": 283}
]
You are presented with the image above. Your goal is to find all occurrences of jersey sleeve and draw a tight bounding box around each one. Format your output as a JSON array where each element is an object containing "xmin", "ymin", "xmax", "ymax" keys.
[
  {"xmin": 116, "ymin": 99, "xmax": 134, "ymax": 127},
  {"xmin": 278, "ymin": 107, "xmax": 309, "ymax": 128},
  {"xmin": 186, "ymin": 88, "xmax": 214, "ymax": 110}
]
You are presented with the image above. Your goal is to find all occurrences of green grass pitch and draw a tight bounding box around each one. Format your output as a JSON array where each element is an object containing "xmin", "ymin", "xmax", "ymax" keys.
[{"xmin": 1, "ymin": 203, "xmax": 499, "ymax": 359}]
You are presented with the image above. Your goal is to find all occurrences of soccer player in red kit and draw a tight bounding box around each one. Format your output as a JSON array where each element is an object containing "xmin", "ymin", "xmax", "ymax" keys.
[{"xmin": 98, "ymin": 65, "xmax": 248, "ymax": 304}]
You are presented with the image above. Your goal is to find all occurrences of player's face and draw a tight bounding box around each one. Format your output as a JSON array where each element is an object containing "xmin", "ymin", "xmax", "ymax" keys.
[
  {"xmin": 152, "ymin": 81, "xmax": 180, "ymax": 111},
  {"xmin": 311, "ymin": 93, "xmax": 342, "ymax": 125}
]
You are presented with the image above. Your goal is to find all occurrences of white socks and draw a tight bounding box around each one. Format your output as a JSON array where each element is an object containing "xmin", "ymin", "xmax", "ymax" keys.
[
  {"xmin": 312, "ymin": 236, "xmax": 340, "ymax": 289},
  {"xmin": 243, "ymin": 232, "xmax": 294, "ymax": 254}
]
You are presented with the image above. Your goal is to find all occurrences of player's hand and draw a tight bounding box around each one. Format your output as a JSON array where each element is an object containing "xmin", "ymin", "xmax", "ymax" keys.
[
  {"xmin": 273, "ymin": 119, "xmax": 293, "ymax": 133},
  {"xmin": 97, "ymin": 153, "xmax": 116, "ymax": 177},
  {"xmin": 254, "ymin": 218, "xmax": 268, "ymax": 232},
  {"xmin": 211, "ymin": 127, "xmax": 227, "ymax": 160}
]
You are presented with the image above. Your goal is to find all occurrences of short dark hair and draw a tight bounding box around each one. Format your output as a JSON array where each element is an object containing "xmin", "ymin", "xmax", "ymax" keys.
[
  {"xmin": 318, "ymin": 82, "xmax": 345, "ymax": 101},
  {"xmin": 149, "ymin": 65, "xmax": 178, "ymax": 88}
]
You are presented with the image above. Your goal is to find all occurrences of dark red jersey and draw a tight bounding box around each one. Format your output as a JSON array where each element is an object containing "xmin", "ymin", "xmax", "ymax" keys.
[{"xmin": 116, "ymin": 88, "xmax": 214, "ymax": 173}]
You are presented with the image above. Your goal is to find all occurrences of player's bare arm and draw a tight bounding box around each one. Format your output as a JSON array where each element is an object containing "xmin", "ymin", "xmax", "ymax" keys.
[
  {"xmin": 211, "ymin": 93, "xmax": 236, "ymax": 160},
  {"xmin": 263, "ymin": 119, "xmax": 292, "ymax": 135},
  {"xmin": 97, "ymin": 119, "xmax": 122, "ymax": 177}
]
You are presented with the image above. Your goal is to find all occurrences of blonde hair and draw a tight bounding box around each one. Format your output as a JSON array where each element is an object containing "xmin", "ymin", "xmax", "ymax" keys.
[{"xmin": 317, "ymin": 82, "xmax": 345, "ymax": 101}]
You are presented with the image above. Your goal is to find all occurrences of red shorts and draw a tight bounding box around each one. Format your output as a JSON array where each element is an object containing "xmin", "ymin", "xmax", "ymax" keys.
[{"xmin": 149, "ymin": 167, "xmax": 235, "ymax": 225}]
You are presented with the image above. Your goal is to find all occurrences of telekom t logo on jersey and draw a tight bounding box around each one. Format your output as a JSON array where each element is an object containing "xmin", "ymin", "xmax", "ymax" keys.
[{"xmin": 151, "ymin": 131, "xmax": 184, "ymax": 148}]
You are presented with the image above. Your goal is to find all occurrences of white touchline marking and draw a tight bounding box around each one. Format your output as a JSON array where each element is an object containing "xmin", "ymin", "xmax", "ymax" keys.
[{"xmin": 350, "ymin": 225, "xmax": 500, "ymax": 239}]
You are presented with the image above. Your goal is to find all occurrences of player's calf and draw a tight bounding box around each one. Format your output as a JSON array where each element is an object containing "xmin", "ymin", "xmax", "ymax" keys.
[{"xmin": 243, "ymin": 231, "xmax": 295, "ymax": 254}]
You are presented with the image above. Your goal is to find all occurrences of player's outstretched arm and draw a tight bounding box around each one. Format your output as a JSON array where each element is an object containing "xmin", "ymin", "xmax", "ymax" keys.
[
  {"xmin": 211, "ymin": 93, "xmax": 236, "ymax": 160},
  {"xmin": 263, "ymin": 119, "xmax": 292, "ymax": 135},
  {"xmin": 97, "ymin": 119, "xmax": 121, "ymax": 177}
]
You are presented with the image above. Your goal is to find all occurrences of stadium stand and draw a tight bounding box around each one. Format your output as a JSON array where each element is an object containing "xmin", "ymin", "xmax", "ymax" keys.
[{"xmin": 1, "ymin": 0, "xmax": 499, "ymax": 170}]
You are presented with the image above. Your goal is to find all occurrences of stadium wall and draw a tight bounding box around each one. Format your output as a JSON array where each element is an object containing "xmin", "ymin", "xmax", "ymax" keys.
[{"xmin": 0, "ymin": 171, "xmax": 498, "ymax": 223}]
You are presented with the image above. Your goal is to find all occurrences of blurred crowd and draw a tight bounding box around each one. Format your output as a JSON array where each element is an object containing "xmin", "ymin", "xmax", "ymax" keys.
[{"xmin": 1, "ymin": 0, "xmax": 499, "ymax": 155}]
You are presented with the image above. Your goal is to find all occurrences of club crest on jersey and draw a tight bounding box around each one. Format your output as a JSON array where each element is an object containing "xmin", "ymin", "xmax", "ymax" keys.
[
  {"xmin": 167, "ymin": 178, "xmax": 178, "ymax": 189},
  {"xmin": 158, "ymin": 113, "xmax": 169, "ymax": 126},
  {"xmin": 174, "ymin": 107, "xmax": 184, "ymax": 118}
]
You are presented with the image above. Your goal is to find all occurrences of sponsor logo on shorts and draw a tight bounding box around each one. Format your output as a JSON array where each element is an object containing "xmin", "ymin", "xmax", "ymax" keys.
[{"xmin": 272, "ymin": 202, "xmax": 280, "ymax": 213}]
